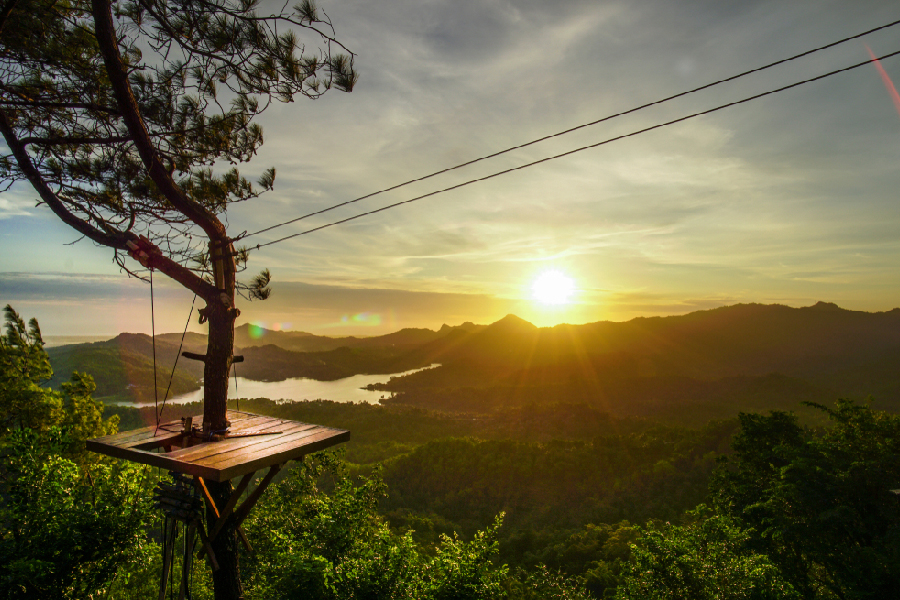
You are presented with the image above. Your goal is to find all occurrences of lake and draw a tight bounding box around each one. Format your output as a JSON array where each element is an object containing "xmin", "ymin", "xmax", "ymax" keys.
[{"xmin": 129, "ymin": 364, "xmax": 439, "ymax": 407}]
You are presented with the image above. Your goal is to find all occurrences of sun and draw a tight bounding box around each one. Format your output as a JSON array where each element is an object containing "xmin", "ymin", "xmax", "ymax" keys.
[{"xmin": 531, "ymin": 270, "xmax": 576, "ymax": 305}]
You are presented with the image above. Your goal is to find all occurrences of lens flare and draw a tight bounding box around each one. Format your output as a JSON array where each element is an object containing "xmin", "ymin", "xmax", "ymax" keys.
[
  {"xmin": 866, "ymin": 44, "xmax": 900, "ymax": 119},
  {"xmin": 340, "ymin": 312, "xmax": 382, "ymax": 326}
]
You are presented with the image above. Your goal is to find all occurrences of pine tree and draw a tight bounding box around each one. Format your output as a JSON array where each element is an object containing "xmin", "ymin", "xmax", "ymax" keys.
[{"xmin": 0, "ymin": 1, "xmax": 357, "ymax": 597}]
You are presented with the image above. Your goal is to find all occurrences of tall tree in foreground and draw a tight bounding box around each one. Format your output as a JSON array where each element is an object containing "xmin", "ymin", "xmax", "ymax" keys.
[
  {"xmin": 0, "ymin": 306, "xmax": 148, "ymax": 599},
  {"xmin": 0, "ymin": 0, "xmax": 356, "ymax": 597}
]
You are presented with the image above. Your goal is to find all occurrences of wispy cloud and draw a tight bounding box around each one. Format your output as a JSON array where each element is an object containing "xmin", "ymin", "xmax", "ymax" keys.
[{"xmin": 7, "ymin": 0, "xmax": 900, "ymax": 334}]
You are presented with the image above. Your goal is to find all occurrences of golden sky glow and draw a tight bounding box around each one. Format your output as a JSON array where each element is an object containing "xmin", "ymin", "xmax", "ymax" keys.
[{"xmin": 4, "ymin": 1, "xmax": 900, "ymax": 336}]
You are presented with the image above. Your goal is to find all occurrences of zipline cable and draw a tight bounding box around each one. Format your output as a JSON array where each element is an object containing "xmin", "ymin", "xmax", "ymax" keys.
[
  {"xmin": 240, "ymin": 16, "xmax": 900, "ymax": 243},
  {"xmin": 248, "ymin": 46, "xmax": 900, "ymax": 250}
]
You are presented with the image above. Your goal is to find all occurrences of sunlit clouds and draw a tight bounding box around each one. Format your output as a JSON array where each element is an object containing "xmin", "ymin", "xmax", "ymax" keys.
[{"xmin": 5, "ymin": 1, "xmax": 900, "ymax": 334}]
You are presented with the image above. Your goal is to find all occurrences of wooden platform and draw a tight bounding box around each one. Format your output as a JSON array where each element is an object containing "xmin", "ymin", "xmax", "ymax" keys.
[{"xmin": 86, "ymin": 410, "xmax": 350, "ymax": 482}]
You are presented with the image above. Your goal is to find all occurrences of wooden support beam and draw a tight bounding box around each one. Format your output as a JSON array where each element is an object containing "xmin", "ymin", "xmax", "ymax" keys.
[
  {"xmin": 198, "ymin": 472, "xmax": 259, "ymax": 560},
  {"xmin": 181, "ymin": 352, "xmax": 243, "ymax": 364},
  {"xmin": 195, "ymin": 476, "xmax": 221, "ymax": 519},
  {"xmin": 233, "ymin": 463, "xmax": 282, "ymax": 528},
  {"xmin": 237, "ymin": 526, "xmax": 253, "ymax": 554},
  {"xmin": 209, "ymin": 471, "xmax": 255, "ymax": 541},
  {"xmin": 196, "ymin": 519, "xmax": 219, "ymax": 571},
  {"xmin": 181, "ymin": 351, "xmax": 207, "ymax": 362}
]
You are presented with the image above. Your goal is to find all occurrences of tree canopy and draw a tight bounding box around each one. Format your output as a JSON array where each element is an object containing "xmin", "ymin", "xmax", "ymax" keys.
[
  {"xmin": 1, "ymin": 0, "xmax": 355, "ymax": 280},
  {"xmin": 712, "ymin": 401, "xmax": 900, "ymax": 599},
  {"xmin": 1, "ymin": 0, "xmax": 358, "ymax": 431},
  {"xmin": 1, "ymin": 2, "xmax": 359, "ymax": 596}
]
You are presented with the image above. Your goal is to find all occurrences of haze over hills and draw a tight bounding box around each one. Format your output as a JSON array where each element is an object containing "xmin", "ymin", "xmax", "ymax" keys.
[
  {"xmin": 150, "ymin": 321, "xmax": 487, "ymax": 353},
  {"xmin": 46, "ymin": 321, "xmax": 483, "ymax": 403},
  {"xmin": 373, "ymin": 302, "xmax": 900, "ymax": 422},
  {"xmin": 47, "ymin": 301, "xmax": 900, "ymax": 420},
  {"xmin": 405, "ymin": 302, "xmax": 900, "ymax": 378}
]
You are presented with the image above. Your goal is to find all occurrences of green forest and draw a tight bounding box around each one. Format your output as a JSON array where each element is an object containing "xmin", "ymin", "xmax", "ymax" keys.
[{"xmin": 4, "ymin": 306, "xmax": 900, "ymax": 599}]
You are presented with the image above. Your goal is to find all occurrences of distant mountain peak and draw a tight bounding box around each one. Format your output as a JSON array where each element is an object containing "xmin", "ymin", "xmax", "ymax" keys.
[
  {"xmin": 806, "ymin": 301, "xmax": 843, "ymax": 311},
  {"xmin": 486, "ymin": 314, "xmax": 537, "ymax": 332},
  {"xmin": 499, "ymin": 314, "xmax": 534, "ymax": 324},
  {"xmin": 112, "ymin": 332, "xmax": 150, "ymax": 343},
  {"xmin": 440, "ymin": 321, "xmax": 484, "ymax": 334}
]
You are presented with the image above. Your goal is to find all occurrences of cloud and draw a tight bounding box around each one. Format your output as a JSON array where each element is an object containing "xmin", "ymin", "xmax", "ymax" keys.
[
  {"xmin": 0, "ymin": 190, "xmax": 36, "ymax": 220},
  {"xmin": 0, "ymin": 271, "xmax": 522, "ymax": 335},
  {"xmin": 8, "ymin": 0, "xmax": 900, "ymax": 334}
]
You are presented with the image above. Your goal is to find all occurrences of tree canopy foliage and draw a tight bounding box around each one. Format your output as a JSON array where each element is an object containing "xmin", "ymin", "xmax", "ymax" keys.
[
  {"xmin": 0, "ymin": 0, "xmax": 359, "ymax": 454},
  {"xmin": 0, "ymin": 304, "xmax": 119, "ymax": 443},
  {"xmin": 245, "ymin": 454, "xmax": 519, "ymax": 600},
  {"xmin": 712, "ymin": 401, "xmax": 900, "ymax": 599},
  {"xmin": 3, "ymin": 2, "xmax": 359, "ymax": 592},
  {"xmin": 0, "ymin": 307, "xmax": 147, "ymax": 599},
  {"xmin": 606, "ymin": 401, "xmax": 900, "ymax": 600},
  {"xmin": 617, "ymin": 509, "xmax": 799, "ymax": 600},
  {"xmin": 1, "ymin": 0, "xmax": 355, "ymax": 269},
  {"xmin": 0, "ymin": 305, "xmax": 56, "ymax": 433}
]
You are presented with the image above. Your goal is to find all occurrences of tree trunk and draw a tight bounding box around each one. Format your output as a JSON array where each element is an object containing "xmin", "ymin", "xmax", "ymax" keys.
[
  {"xmin": 204, "ymin": 241, "xmax": 243, "ymax": 599},
  {"xmin": 203, "ymin": 240, "xmax": 238, "ymax": 432},
  {"xmin": 203, "ymin": 305, "xmax": 235, "ymax": 432},
  {"xmin": 207, "ymin": 479, "xmax": 244, "ymax": 600}
]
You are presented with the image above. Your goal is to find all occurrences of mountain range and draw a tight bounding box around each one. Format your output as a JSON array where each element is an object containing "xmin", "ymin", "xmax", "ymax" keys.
[{"xmin": 47, "ymin": 302, "xmax": 900, "ymax": 421}]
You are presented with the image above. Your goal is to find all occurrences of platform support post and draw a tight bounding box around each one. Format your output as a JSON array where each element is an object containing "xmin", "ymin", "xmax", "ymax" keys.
[{"xmin": 207, "ymin": 478, "xmax": 243, "ymax": 600}]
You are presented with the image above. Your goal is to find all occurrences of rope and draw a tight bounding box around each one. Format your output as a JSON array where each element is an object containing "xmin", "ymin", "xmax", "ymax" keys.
[
  {"xmin": 156, "ymin": 295, "xmax": 198, "ymax": 433},
  {"xmin": 183, "ymin": 520, "xmax": 190, "ymax": 600},
  {"xmin": 170, "ymin": 521, "xmax": 176, "ymax": 600},
  {"xmin": 160, "ymin": 515, "xmax": 168, "ymax": 600},
  {"xmin": 150, "ymin": 268, "xmax": 159, "ymax": 427},
  {"xmin": 233, "ymin": 363, "xmax": 239, "ymax": 412},
  {"xmin": 189, "ymin": 530, "xmax": 195, "ymax": 600}
]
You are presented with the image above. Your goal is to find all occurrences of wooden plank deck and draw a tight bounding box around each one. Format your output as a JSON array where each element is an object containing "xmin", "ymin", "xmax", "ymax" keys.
[{"xmin": 86, "ymin": 410, "xmax": 350, "ymax": 481}]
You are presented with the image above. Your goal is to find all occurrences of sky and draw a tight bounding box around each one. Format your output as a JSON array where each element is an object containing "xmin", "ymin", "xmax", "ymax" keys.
[{"xmin": 4, "ymin": 0, "xmax": 900, "ymax": 337}]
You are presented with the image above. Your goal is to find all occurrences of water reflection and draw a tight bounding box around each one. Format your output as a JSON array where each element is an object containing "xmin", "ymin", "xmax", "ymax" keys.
[{"xmin": 130, "ymin": 364, "xmax": 438, "ymax": 407}]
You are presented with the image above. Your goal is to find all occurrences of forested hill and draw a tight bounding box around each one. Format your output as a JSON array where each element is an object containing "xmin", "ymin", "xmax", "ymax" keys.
[
  {"xmin": 183, "ymin": 320, "xmax": 486, "ymax": 353},
  {"xmin": 48, "ymin": 301, "xmax": 900, "ymax": 411},
  {"xmin": 45, "ymin": 320, "xmax": 483, "ymax": 402},
  {"xmin": 17, "ymin": 293, "xmax": 900, "ymax": 598},
  {"xmin": 374, "ymin": 302, "xmax": 900, "ymax": 422},
  {"xmin": 405, "ymin": 302, "xmax": 900, "ymax": 379}
]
